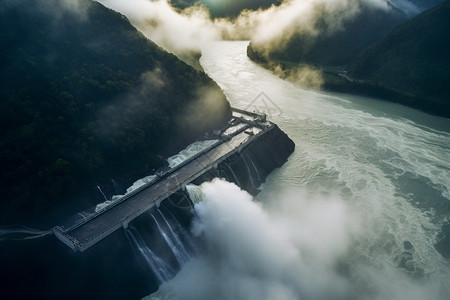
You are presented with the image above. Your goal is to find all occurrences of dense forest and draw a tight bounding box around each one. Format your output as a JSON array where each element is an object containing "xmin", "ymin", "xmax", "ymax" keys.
[
  {"xmin": 347, "ymin": 0, "xmax": 450, "ymax": 115},
  {"xmin": 247, "ymin": 0, "xmax": 450, "ymax": 118},
  {"xmin": 0, "ymin": 0, "xmax": 231, "ymax": 225},
  {"xmin": 249, "ymin": 1, "xmax": 407, "ymax": 67}
]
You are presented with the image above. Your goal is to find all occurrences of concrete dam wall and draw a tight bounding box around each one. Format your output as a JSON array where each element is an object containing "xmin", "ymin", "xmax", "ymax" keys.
[
  {"xmin": 54, "ymin": 109, "xmax": 294, "ymax": 253},
  {"xmin": 192, "ymin": 122, "xmax": 294, "ymax": 195}
]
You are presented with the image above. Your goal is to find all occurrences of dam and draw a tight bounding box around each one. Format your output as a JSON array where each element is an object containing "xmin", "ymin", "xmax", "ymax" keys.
[{"xmin": 53, "ymin": 108, "xmax": 294, "ymax": 252}]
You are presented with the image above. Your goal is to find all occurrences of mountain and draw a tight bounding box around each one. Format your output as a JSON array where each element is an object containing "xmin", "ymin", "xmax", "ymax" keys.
[
  {"xmin": 348, "ymin": 0, "xmax": 450, "ymax": 116},
  {"xmin": 389, "ymin": 0, "xmax": 444, "ymax": 15},
  {"xmin": 0, "ymin": 0, "xmax": 231, "ymax": 224},
  {"xmin": 250, "ymin": 1, "xmax": 407, "ymax": 67}
]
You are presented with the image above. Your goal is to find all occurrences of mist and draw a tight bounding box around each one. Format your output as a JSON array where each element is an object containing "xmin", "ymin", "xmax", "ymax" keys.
[
  {"xmin": 97, "ymin": 0, "xmax": 221, "ymax": 56},
  {"xmin": 179, "ymin": 85, "xmax": 232, "ymax": 133},
  {"xmin": 268, "ymin": 62, "xmax": 324, "ymax": 89},
  {"xmin": 94, "ymin": 68, "xmax": 166, "ymax": 140},
  {"xmin": 97, "ymin": 0, "xmax": 396, "ymax": 58},
  {"xmin": 96, "ymin": 0, "xmax": 402, "ymax": 90},
  {"xmin": 144, "ymin": 178, "xmax": 449, "ymax": 300}
]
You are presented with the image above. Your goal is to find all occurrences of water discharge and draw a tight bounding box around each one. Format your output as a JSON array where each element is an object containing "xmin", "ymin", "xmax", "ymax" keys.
[
  {"xmin": 243, "ymin": 152, "xmax": 261, "ymax": 181},
  {"xmin": 145, "ymin": 41, "xmax": 450, "ymax": 299},
  {"xmin": 157, "ymin": 209, "xmax": 190, "ymax": 261},
  {"xmin": 126, "ymin": 226, "xmax": 175, "ymax": 283},
  {"xmin": 150, "ymin": 213, "xmax": 190, "ymax": 266},
  {"xmin": 185, "ymin": 184, "xmax": 204, "ymax": 204},
  {"xmin": 224, "ymin": 162, "xmax": 242, "ymax": 187}
]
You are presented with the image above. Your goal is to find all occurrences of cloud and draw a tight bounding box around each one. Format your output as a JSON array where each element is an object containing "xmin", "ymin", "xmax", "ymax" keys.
[
  {"xmin": 269, "ymin": 62, "xmax": 324, "ymax": 89},
  {"xmin": 243, "ymin": 0, "xmax": 393, "ymax": 57},
  {"xmin": 97, "ymin": 0, "xmax": 394, "ymax": 60},
  {"xmin": 94, "ymin": 68, "xmax": 167, "ymax": 140},
  {"xmin": 98, "ymin": 0, "xmax": 222, "ymax": 55},
  {"xmin": 145, "ymin": 178, "xmax": 450, "ymax": 300},
  {"xmin": 146, "ymin": 179, "xmax": 355, "ymax": 299},
  {"xmin": 178, "ymin": 85, "xmax": 231, "ymax": 133}
]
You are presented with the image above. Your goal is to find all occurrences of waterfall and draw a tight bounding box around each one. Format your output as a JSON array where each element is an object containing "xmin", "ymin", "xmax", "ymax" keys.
[
  {"xmin": 96, "ymin": 185, "xmax": 109, "ymax": 201},
  {"xmin": 150, "ymin": 213, "xmax": 190, "ymax": 266},
  {"xmin": 157, "ymin": 209, "xmax": 191, "ymax": 260},
  {"xmin": 186, "ymin": 184, "xmax": 203, "ymax": 204},
  {"xmin": 125, "ymin": 226, "xmax": 174, "ymax": 283},
  {"xmin": 224, "ymin": 162, "xmax": 242, "ymax": 187},
  {"xmin": 241, "ymin": 154, "xmax": 256, "ymax": 188},
  {"xmin": 244, "ymin": 152, "xmax": 261, "ymax": 181},
  {"xmin": 217, "ymin": 167, "xmax": 228, "ymax": 182},
  {"xmin": 161, "ymin": 206, "xmax": 198, "ymax": 255}
]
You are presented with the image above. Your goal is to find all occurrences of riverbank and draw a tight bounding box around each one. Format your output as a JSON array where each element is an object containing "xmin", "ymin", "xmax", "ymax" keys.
[
  {"xmin": 247, "ymin": 43, "xmax": 450, "ymax": 119},
  {"xmin": 200, "ymin": 41, "xmax": 450, "ymax": 300}
]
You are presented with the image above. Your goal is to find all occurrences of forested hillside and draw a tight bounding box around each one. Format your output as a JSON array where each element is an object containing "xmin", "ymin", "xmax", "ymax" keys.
[
  {"xmin": 0, "ymin": 0, "xmax": 231, "ymax": 224},
  {"xmin": 348, "ymin": 0, "xmax": 450, "ymax": 116},
  {"xmin": 247, "ymin": 0, "xmax": 449, "ymax": 118},
  {"xmin": 249, "ymin": 1, "xmax": 406, "ymax": 67}
]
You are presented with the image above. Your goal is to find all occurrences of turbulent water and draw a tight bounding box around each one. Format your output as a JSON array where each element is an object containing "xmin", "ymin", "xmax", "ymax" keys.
[
  {"xmin": 167, "ymin": 139, "xmax": 218, "ymax": 168},
  {"xmin": 145, "ymin": 41, "xmax": 450, "ymax": 299},
  {"xmin": 94, "ymin": 139, "xmax": 218, "ymax": 212}
]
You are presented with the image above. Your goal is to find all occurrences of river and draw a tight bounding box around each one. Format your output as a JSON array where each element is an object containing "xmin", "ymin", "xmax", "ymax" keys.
[
  {"xmin": 2, "ymin": 41, "xmax": 449, "ymax": 300},
  {"xmin": 146, "ymin": 41, "xmax": 450, "ymax": 299}
]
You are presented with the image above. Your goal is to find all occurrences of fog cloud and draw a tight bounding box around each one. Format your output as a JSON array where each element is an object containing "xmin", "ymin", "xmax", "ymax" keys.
[
  {"xmin": 98, "ymin": 0, "xmax": 222, "ymax": 55},
  {"xmin": 98, "ymin": 0, "xmax": 394, "ymax": 60},
  {"xmin": 179, "ymin": 85, "xmax": 231, "ymax": 133},
  {"xmin": 270, "ymin": 62, "xmax": 324, "ymax": 89},
  {"xmin": 95, "ymin": 68, "xmax": 167, "ymax": 139},
  {"xmin": 146, "ymin": 178, "xmax": 450, "ymax": 300},
  {"xmin": 147, "ymin": 179, "xmax": 355, "ymax": 299}
]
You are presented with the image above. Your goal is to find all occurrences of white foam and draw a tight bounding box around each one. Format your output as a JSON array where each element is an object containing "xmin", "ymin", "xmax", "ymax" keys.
[
  {"xmin": 185, "ymin": 184, "xmax": 203, "ymax": 204},
  {"xmin": 95, "ymin": 175, "xmax": 157, "ymax": 212},
  {"xmin": 125, "ymin": 175, "xmax": 158, "ymax": 194},
  {"xmin": 197, "ymin": 41, "xmax": 450, "ymax": 299},
  {"xmin": 222, "ymin": 123, "xmax": 246, "ymax": 135},
  {"xmin": 167, "ymin": 140, "xmax": 218, "ymax": 168}
]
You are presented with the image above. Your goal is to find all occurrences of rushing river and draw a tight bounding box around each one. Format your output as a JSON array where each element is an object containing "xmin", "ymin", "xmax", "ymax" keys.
[
  {"xmin": 147, "ymin": 41, "xmax": 450, "ymax": 299},
  {"xmin": 3, "ymin": 41, "xmax": 449, "ymax": 300}
]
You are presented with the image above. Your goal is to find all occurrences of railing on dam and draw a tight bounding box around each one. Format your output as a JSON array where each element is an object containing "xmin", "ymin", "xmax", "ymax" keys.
[{"xmin": 53, "ymin": 108, "xmax": 273, "ymax": 252}]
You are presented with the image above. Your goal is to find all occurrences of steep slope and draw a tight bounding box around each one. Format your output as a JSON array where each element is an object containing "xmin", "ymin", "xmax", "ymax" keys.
[
  {"xmin": 348, "ymin": 0, "xmax": 450, "ymax": 116},
  {"xmin": 250, "ymin": 0, "xmax": 407, "ymax": 67},
  {"xmin": 0, "ymin": 0, "xmax": 231, "ymax": 224},
  {"xmin": 390, "ymin": 0, "xmax": 443, "ymax": 15}
]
